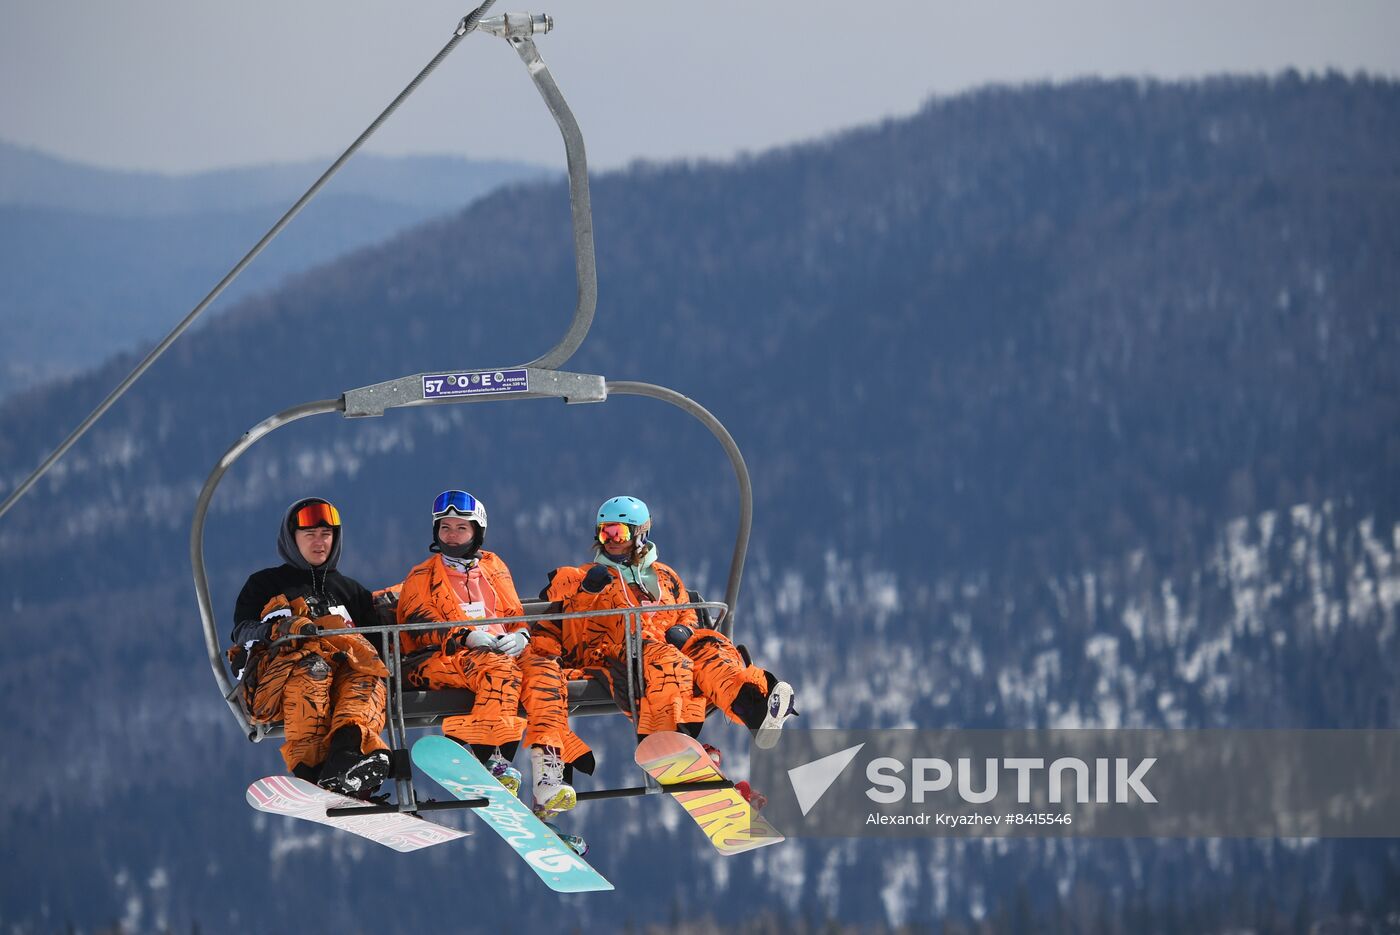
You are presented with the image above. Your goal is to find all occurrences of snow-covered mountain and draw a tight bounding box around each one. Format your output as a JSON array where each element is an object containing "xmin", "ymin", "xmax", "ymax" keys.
[{"xmin": 1, "ymin": 74, "xmax": 1398, "ymax": 932}]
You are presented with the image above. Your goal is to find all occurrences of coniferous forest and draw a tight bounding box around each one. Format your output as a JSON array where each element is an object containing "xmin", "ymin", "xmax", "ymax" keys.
[{"xmin": 1, "ymin": 74, "xmax": 1399, "ymax": 933}]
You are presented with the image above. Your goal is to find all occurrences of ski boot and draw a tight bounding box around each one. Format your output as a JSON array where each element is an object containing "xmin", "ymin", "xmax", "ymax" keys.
[
  {"xmin": 487, "ymin": 748, "xmax": 522, "ymax": 797},
  {"xmin": 319, "ymin": 748, "xmax": 391, "ymax": 799},
  {"xmin": 732, "ymin": 677, "xmax": 799, "ymax": 750},
  {"xmin": 530, "ymin": 745, "xmax": 577, "ymax": 818},
  {"xmin": 755, "ymin": 679, "xmax": 797, "ymax": 750},
  {"xmin": 541, "ymin": 819, "xmax": 588, "ymax": 857}
]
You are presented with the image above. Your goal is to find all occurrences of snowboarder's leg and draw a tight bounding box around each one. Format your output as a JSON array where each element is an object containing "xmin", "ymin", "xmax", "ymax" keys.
[
  {"xmin": 277, "ymin": 653, "xmax": 334, "ymax": 773},
  {"xmin": 319, "ymin": 726, "xmax": 391, "ymax": 798},
  {"xmin": 518, "ymin": 652, "xmax": 592, "ymax": 767},
  {"xmin": 438, "ymin": 649, "xmax": 527, "ymax": 749},
  {"xmin": 316, "ymin": 665, "xmax": 391, "ymax": 797},
  {"xmin": 683, "ymin": 629, "xmax": 797, "ymax": 745},
  {"xmin": 603, "ymin": 640, "xmax": 694, "ymax": 737},
  {"xmin": 326, "ymin": 666, "xmax": 389, "ymax": 755},
  {"xmin": 403, "ymin": 649, "xmax": 460, "ymax": 690},
  {"xmin": 247, "ymin": 650, "xmax": 299, "ymax": 723},
  {"xmin": 682, "ymin": 629, "xmax": 768, "ymax": 724}
]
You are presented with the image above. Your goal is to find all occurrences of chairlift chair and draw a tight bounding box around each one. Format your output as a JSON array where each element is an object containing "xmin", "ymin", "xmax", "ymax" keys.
[{"xmin": 191, "ymin": 11, "xmax": 753, "ymax": 814}]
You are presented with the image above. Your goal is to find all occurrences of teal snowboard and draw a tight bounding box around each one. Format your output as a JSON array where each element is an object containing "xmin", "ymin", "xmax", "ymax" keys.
[{"xmin": 411, "ymin": 735, "xmax": 613, "ymax": 893}]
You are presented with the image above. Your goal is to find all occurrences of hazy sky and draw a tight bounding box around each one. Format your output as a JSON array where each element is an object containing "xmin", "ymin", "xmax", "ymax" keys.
[{"xmin": 4, "ymin": 1, "xmax": 1399, "ymax": 175}]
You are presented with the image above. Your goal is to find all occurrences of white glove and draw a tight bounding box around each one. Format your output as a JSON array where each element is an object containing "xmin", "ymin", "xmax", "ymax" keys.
[
  {"xmin": 495, "ymin": 631, "xmax": 530, "ymax": 657},
  {"xmin": 464, "ymin": 628, "xmax": 498, "ymax": 651}
]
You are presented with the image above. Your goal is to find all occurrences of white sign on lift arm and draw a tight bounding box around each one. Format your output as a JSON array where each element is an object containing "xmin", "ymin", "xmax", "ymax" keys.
[{"xmin": 422, "ymin": 369, "xmax": 529, "ymax": 399}]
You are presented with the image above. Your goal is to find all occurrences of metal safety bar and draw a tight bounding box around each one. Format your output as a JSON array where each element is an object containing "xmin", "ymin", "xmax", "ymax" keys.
[
  {"xmin": 272, "ymin": 599, "xmax": 729, "ymax": 643},
  {"xmin": 575, "ymin": 779, "xmax": 734, "ymax": 802},
  {"xmin": 327, "ymin": 775, "xmax": 736, "ymax": 818},
  {"xmin": 387, "ymin": 623, "xmax": 414, "ymax": 808},
  {"xmin": 328, "ymin": 796, "xmax": 489, "ymax": 818},
  {"xmin": 626, "ymin": 606, "xmax": 642, "ymax": 727},
  {"xmin": 250, "ymin": 600, "xmax": 731, "ymax": 816},
  {"xmin": 241, "ymin": 600, "xmax": 729, "ymax": 741}
]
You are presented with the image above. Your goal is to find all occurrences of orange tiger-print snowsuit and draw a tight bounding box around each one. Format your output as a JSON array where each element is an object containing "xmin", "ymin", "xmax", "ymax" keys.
[
  {"xmin": 396, "ymin": 551, "xmax": 590, "ymax": 763},
  {"xmin": 246, "ymin": 595, "xmax": 390, "ymax": 773},
  {"xmin": 540, "ymin": 560, "xmax": 767, "ymax": 736}
]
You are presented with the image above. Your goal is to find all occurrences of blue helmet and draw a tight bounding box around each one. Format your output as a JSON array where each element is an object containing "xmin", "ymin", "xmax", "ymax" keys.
[
  {"xmin": 597, "ymin": 495, "xmax": 650, "ymax": 531},
  {"xmin": 596, "ymin": 496, "xmax": 652, "ymax": 557},
  {"xmin": 432, "ymin": 489, "xmax": 488, "ymax": 528}
]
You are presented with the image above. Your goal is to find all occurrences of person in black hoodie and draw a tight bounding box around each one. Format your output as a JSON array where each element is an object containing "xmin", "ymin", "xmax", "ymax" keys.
[{"xmin": 231, "ymin": 497, "xmax": 391, "ymax": 797}]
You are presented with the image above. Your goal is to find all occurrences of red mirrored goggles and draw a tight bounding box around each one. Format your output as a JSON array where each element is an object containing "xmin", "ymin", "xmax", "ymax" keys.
[
  {"xmin": 293, "ymin": 501, "xmax": 341, "ymax": 529},
  {"xmin": 597, "ymin": 522, "xmax": 632, "ymax": 544}
]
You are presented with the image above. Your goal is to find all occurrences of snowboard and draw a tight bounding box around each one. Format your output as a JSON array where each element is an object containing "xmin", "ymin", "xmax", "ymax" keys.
[
  {"xmin": 246, "ymin": 774, "xmax": 468, "ymax": 853},
  {"xmin": 411, "ymin": 735, "xmax": 614, "ymax": 893},
  {"xmin": 634, "ymin": 731, "xmax": 784, "ymax": 856}
]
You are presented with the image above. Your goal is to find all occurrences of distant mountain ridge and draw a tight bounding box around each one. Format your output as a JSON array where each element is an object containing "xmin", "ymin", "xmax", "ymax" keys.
[
  {"xmin": 0, "ymin": 138, "xmax": 550, "ymax": 215},
  {"xmin": 0, "ymin": 139, "xmax": 553, "ymax": 393}
]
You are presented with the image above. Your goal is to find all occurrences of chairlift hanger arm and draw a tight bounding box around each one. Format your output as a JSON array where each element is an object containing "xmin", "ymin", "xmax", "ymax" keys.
[
  {"xmin": 505, "ymin": 31, "xmax": 598, "ymax": 372},
  {"xmin": 606, "ymin": 381, "xmax": 752, "ymax": 625}
]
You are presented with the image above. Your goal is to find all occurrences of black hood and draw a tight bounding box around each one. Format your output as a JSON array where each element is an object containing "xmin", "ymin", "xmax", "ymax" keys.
[{"xmin": 277, "ymin": 498, "xmax": 342, "ymax": 571}]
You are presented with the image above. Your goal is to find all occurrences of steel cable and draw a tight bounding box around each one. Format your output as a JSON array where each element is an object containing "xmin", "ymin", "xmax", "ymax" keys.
[{"xmin": 0, "ymin": 1, "xmax": 498, "ymax": 522}]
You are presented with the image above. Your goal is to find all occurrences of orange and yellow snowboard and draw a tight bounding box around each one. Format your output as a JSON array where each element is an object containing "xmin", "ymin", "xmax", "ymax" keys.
[{"xmin": 635, "ymin": 731, "xmax": 784, "ymax": 856}]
